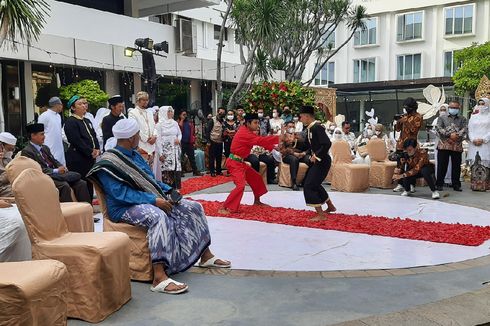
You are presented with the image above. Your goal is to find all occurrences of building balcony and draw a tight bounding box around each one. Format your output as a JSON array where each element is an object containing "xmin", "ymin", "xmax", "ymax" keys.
[{"xmin": 134, "ymin": 0, "xmax": 220, "ymax": 17}]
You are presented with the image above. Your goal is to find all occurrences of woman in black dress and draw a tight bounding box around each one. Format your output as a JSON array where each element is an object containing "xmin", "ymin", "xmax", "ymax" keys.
[
  {"xmin": 64, "ymin": 95, "xmax": 100, "ymax": 202},
  {"xmin": 223, "ymin": 109, "xmax": 238, "ymax": 158}
]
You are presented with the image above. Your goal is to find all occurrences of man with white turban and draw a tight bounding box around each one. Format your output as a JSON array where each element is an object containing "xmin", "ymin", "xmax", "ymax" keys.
[
  {"xmin": 87, "ymin": 119, "xmax": 230, "ymax": 295},
  {"xmin": 0, "ymin": 132, "xmax": 17, "ymax": 196}
]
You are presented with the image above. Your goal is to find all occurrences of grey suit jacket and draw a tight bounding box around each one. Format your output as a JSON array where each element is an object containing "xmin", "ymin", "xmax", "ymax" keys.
[{"xmin": 21, "ymin": 143, "xmax": 62, "ymax": 175}]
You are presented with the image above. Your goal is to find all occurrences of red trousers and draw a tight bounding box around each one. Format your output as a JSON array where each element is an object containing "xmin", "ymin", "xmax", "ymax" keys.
[{"xmin": 223, "ymin": 158, "xmax": 267, "ymax": 212}]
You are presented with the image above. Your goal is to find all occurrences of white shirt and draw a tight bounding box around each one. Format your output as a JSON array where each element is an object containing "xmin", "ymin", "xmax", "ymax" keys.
[
  {"xmin": 128, "ymin": 106, "xmax": 156, "ymax": 155},
  {"xmin": 269, "ymin": 118, "xmax": 284, "ymax": 135},
  {"xmin": 38, "ymin": 109, "xmax": 65, "ymax": 165},
  {"xmin": 342, "ymin": 131, "xmax": 356, "ymax": 149},
  {"xmin": 468, "ymin": 108, "xmax": 490, "ymax": 167}
]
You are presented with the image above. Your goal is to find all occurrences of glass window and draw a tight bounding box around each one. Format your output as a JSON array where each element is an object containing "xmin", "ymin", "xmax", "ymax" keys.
[
  {"xmin": 445, "ymin": 4, "xmax": 474, "ymax": 35},
  {"xmin": 314, "ymin": 62, "xmax": 335, "ymax": 86},
  {"xmin": 353, "ymin": 58, "xmax": 376, "ymax": 83},
  {"xmin": 397, "ymin": 11, "xmax": 423, "ymax": 41},
  {"xmin": 214, "ymin": 24, "xmax": 228, "ymax": 41},
  {"xmin": 444, "ymin": 50, "xmax": 461, "ymax": 77},
  {"xmin": 354, "ymin": 18, "xmax": 377, "ymax": 46},
  {"xmin": 321, "ymin": 30, "xmax": 336, "ymax": 49},
  {"xmin": 397, "ymin": 54, "xmax": 421, "ymax": 80}
]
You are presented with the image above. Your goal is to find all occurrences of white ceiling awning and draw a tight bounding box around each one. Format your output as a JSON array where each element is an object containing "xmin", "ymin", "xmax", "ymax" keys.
[{"xmin": 134, "ymin": 0, "xmax": 220, "ymax": 17}]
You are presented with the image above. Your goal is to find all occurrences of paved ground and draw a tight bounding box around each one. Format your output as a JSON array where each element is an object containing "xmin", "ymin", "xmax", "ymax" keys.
[{"xmin": 70, "ymin": 179, "xmax": 490, "ymax": 326}]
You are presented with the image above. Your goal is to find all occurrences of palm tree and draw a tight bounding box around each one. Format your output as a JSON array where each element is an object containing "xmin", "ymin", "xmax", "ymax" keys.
[{"xmin": 0, "ymin": 0, "xmax": 50, "ymax": 49}]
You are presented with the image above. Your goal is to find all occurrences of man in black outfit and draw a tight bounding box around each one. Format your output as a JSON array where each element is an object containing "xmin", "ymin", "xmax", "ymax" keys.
[
  {"xmin": 280, "ymin": 121, "xmax": 309, "ymax": 190},
  {"xmin": 21, "ymin": 123, "xmax": 91, "ymax": 204},
  {"xmin": 101, "ymin": 95, "xmax": 125, "ymax": 148}
]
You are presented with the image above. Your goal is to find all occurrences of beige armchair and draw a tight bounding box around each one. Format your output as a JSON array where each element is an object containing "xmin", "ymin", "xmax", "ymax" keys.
[
  {"xmin": 330, "ymin": 141, "xmax": 369, "ymax": 192},
  {"xmin": 278, "ymin": 162, "xmax": 309, "ymax": 187},
  {"xmin": 0, "ymin": 260, "xmax": 68, "ymax": 325},
  {"xmin": 367, "ymin": 138, "xmax": 397, "ymax": 189},
  {"xmin": 12, "ymin": 168, "xmax": 131, "ymax": 323},
  {"xmin": 5, "ymin": 156, "xmax": 94, "ymax": 232},
  {"xmin": 93, "ymin": 182, "xmax": 153, "ymax": 282}
]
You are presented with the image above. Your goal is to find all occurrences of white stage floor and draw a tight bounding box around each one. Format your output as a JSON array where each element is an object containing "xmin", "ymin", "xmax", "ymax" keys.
[{"xmin": 186, "ymin": 192, "xmax": 490, "ymax": 271}]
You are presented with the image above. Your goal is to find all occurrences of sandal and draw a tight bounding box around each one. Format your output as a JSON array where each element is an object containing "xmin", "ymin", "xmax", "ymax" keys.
[
  {"xmin": 199, "ymin": 256, "xmax": 231, "ymax": 269},
  {"xmin": 150, "ymin": 278, "xmax": 188, "ymax": 294}
]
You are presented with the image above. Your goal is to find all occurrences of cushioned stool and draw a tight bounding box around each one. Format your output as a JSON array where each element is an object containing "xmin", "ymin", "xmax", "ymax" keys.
[
  {"xmin": 94, "ymin": 183, "xmax": 152, "ymax": 282},
  {"xmin": 0, "ymin": 260, "xmax": 68, "ymax": 326},
  {"xmin": 278, "ymin": 162, "xmax": 309, "ymax": 187},
  {"xmin": 367, "ymin": 139, "xmax": 397, "ymax": 189}
]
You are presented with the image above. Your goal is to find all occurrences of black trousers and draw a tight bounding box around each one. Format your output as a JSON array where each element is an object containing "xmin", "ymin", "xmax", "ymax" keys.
[
  {"xmin": 181, "ymin": 142, "xmax": 198, "ymax": 173},
  {"xmin": 303, "ymin": 158, "xmax": 331, "ymax": 206},
  {"xmin": 66, "ymin": 150, "xmax": 95, "ymax": 202},
  {"xmin": 282, "ymin": 154, "xmax": 307, "ymax": 185},
  {"xmin": 53, "ymin": 178, "xmax": 91, "ymax": 204},
  {"xmin": 208, "ymin": 141, "xmax": 223, "ymax": 174},
  {"xmin": 398, "ymin": 165, "xmax": 436, "ymax": 192},
  {"xmin": 224, "ymin": 141, "xmax": 232, "ymax": 158},
  {"xmin": 436, "ymin": 149, "xmax": 462, "ymax": 188},
  {"xmin": 246, "ymin": 154, "xmax": 276, "ymax": 183}
]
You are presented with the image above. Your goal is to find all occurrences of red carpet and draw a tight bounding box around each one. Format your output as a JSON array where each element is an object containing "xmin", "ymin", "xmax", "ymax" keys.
[
  {"xmin": 180, "ymin": 175, "xmax": 232, "ymax": 195},
  {"xmin": 196, "ymin": 200, "xmax": 490, "ymax": 246}
]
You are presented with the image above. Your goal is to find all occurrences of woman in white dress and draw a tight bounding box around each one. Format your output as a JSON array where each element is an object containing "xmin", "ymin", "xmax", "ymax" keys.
[
  {"xmin": 468, "ymin": 98, "xmax": 490, "ymax": 191},
  {"xmin": 155, "ymin": 106, "xmax": 182, "ymax": 189},
  {"xmin": 269, "ymin": 108, "xmax": 285, "ymax": 135}
]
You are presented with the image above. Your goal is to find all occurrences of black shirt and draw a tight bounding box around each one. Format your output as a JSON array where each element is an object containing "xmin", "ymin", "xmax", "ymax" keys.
[{"xmin": 101, "ymin": 113, "xmax": 124, "ymax": 148}]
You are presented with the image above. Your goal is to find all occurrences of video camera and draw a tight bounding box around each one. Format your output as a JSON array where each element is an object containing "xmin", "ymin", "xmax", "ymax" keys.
[{"xmin": 394, "ymin": 113, "xmax": 405, "ymax": 121}]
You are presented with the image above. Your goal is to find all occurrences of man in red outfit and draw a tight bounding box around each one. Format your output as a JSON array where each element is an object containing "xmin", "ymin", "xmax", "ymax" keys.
[{"xmin": 219, "ymin": 113, "xmax": 280, "ymax": 214}]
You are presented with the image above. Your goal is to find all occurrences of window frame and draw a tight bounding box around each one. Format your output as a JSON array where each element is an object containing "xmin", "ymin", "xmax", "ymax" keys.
[
  {"xmin": 313, "ymin": 61, "xmax": 335, "ymax": 86},
  {"xmin": 213, "ymin": 24, "xmax": 228, "ymax": 41},
  {"xmin": 395, "ymin": 10, "xmax": 425, "ymax": 43},
  {"xmin": 354, "ymin": 17, "xmax": 379, "ymax": 48},
  {"xmin": 353, "ymin": 58, "xmax": 377, "ymax": 83},
  {"xmin": 396, "ymin": 53, "xmax": 422, "ymax": 80},
  {"xmin": 444, "ymin": 3, "xmax": 475, "ymax": 38},
  {"xmin": 443, "ymin": 50, "xmax": 461, "ymax": 77}
]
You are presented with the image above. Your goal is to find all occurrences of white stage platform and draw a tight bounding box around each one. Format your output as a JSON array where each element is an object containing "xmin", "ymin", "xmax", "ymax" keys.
[{"xmin": 187, "ymin": 192, "xmax": 490, "ymax": 271}]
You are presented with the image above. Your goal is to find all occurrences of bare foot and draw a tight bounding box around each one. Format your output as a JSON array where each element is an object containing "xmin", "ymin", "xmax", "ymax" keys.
[
  {"xmin": 325, "ymin": 200, "xmax": 337, "ymax": 213},
  {"xmin": 218, "ymin": 208, "xmax": 231, "ymax": 215},
  {"xmin": 310, "ymin": 214, "xmax": 327, "ymax": 222},
  {"xmin": 253, "ymin": 199, "xmax": 270, "ymax": 206}
]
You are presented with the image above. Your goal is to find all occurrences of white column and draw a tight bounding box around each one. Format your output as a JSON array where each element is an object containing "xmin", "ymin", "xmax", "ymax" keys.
[
  {"xmin": 23, "ymin": 62, "xmax": 35, "ymax": 124},
  {"xmin": 359, "ymin": 99, "xmax": 365, "ymax": 132},
  {"xmin": 105, "ymin": 71, "xmax": 119, "ymax": 97},
  {"xmin": 190, "ymin": 79, "xmax": 201, "ymax": 109}
]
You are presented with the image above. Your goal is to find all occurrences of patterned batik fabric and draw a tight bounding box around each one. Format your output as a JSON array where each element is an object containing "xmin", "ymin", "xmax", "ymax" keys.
[{"xmin": 120, "ymin": 199, "xmax": 211, "ymax": 275}]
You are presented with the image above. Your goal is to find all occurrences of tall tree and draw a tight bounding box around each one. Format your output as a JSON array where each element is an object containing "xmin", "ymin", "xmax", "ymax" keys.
[
  {"xmin": 452, "ymin": 42, "xmax": 490, "ymax": 97},
  {"xmin": 0, "ymin": 0, "xmax": 50, "ymax": 49},
  {"xmin": 226, "ymin": 0, "xmax": 287, "ymax": 109},
  {"xmin": 216, "ymin": 0, "xmax": 233, "ymax": 109},
  {"xmin": 277, "ymin": 0, "xmax": 367, "ymax": 85}
]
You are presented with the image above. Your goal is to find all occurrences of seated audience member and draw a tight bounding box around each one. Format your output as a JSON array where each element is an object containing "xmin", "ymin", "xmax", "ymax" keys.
[
  {"xmin": 21, "ymin": 123, "xmax": 91, "ymax": 203},
  {"xmin": 0, "ymin": 132, "xmax": 17, "ymax": 196},
  {"xmin": 87, "ymin": 119, "xmax": 230, "ymax": 294},
  {"xmin": 353, "ymin": 125, "xmax": 373, "ymax": 165},
  {"xmin": 341, "ymin": 121, "xmax": 356, "ymax": 150},
  {"xmin": 246, "ymin": 139, "xmax": 277, "ymax": 184},
  {"xmin": 280, "ymin": 121, "xmax": 310, "ymax": 190},
  {"xmin": 392, "ymin": 139, "xmax": 440, "ymax": 199}
]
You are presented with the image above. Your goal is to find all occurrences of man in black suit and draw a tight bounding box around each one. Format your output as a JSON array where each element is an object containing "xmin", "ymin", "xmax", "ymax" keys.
[{"xmin": 21, "ymin": 123, "xmax": 91, "ymax": 203}]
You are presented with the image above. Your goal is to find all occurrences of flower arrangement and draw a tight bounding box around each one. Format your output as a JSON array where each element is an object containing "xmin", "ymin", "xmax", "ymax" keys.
[{"xmin": 243, "ymin": 81, "xmax": 315, "ymax": 114}]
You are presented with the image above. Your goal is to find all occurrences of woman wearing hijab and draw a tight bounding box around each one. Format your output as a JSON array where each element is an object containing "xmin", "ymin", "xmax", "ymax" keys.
[
  {"xmin": 468, "ymin": 98, "xmax": 490, "ymax": 191},
  {"xmin": 64, "ymin": 95, "xmax": 100, "ymax": 201},
  {"xmin": 155, "ymin": 106, "xmax": 182, "ymax": 189}
]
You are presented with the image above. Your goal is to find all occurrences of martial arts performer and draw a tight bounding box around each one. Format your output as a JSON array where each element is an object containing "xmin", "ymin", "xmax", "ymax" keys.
[
  {"xmin": 299, "ymin": 105, "xmax": 336, "ymax": 221},
  {"xmin": 219, "ymin": 113, "xmax": 280, "ymax": 214}
]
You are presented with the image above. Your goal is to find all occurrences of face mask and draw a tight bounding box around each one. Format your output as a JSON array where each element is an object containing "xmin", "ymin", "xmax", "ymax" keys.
[
  {"xmin": 272, "ymin": 112, "xmax": 278, "ymax": 118},
  {"xmin": 227, "ymin": 115, "xmax": 234, "ymax": 120},
  {"xmin": 288, "ymin": 128, "xmax": 295, "ymax": 134},
  {"xmin": 242, "ymin": 113, "xmax": 246, "ymax": 117},
  {"xmin": 258, "ymin": 113, "xmax": 264, "ymax": 118},
  {"xmin": 448, "ymin": 108, "xmax": 459, "ymax": 116},
  {"xmin": 3, "ymin": 151, "xmax": 12, "ymax": 159},
  {"xmin": 481, "ymin": 106, "xmax": 489, "ymax": 113},
  {"xmin": 439, "ymin": 111, "xmax": 447, "ymax": 116},
  {"xmin": 366, "ymin": 129, "xmax": 373, "ymax": 137},
  {"xmin": 375, "ymin": 131, "xmax": 381, "ymax": 135},
  {"xmin": 293, "ymin": 117, "xmax": 299, "ymax": 122}
]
